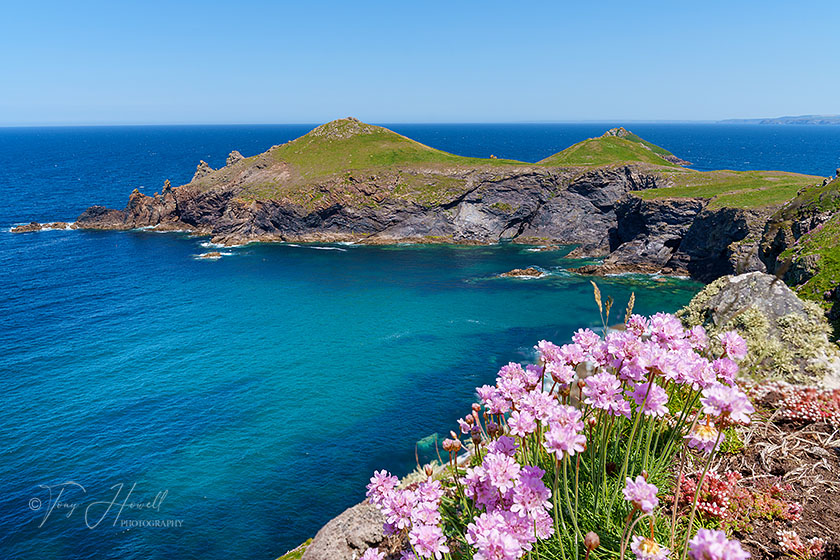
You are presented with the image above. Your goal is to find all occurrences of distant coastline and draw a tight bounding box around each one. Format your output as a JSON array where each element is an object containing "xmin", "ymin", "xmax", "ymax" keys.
[{"xmin": 719, "ymin": 114, "xmax": 840, "ymax": 125}]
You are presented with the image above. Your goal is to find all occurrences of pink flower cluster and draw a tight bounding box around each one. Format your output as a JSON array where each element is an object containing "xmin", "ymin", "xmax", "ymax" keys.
[
  {"xmin": 688, "ymin": 529, "xmax": 750, "ymax": 560},
  {"xmin": 364, "ymin": 312, "xmax": 755, "ymax": 560},
  {"xmin": 463, "ymin": 456, "xmax": 554, "ymax": 559},
  {"xmin": 366, "ymin": 472, "xmax": 449, "ymax": 559},
  {"xmin": 623, "ymin": 475, "xmax": 660, "ymax": 513}
]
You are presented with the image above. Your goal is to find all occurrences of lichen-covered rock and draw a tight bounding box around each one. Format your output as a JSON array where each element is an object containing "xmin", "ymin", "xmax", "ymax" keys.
[
  {"xmin": 678, "ymin": 272, "xmax": 840, "ymax": 387},
  {"xmin": 301, "ymin": 502, "xmax": 397, "ymax": 560}
]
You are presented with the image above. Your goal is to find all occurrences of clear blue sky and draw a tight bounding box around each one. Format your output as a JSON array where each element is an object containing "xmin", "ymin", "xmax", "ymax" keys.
[{"xmin": 2, "ymin": 0, "xmax": 838, "ymax": 125}]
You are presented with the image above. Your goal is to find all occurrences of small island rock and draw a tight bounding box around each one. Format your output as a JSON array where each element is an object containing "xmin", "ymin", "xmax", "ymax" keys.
[{"xmin": 501, "ymin": 267, "xmax": 544, "ymax": 278}]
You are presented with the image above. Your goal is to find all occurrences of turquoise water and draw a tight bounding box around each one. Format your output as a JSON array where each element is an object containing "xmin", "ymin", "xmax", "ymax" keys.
[
  {"xmin": 0, "ymin": 233, "xmax": 699, "ymax": 559},
  {"xmin": 3, "ymin": 123, "xmax": 836, "ymax": 559}
]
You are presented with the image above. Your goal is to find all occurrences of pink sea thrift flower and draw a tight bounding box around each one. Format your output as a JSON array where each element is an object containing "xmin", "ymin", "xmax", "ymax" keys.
[
  {"xmin": 626, "ymin": 314, "xmax": 650, "ymax": 336},
  {"xmin": 718, "ymin": 331, "xmax": 748, "ymax": 362},
  {"xmin": 573, "ymin": 328, "xmax": 602, "ymax": 353},
  {"xmin": 536, "ymin": 340, "xmax": 562, "ymax": 364},
  {"xmin": 543, "ymin": 405, "xmax": 586, "ymax": 459},
  {"xmin": 416, "ymin": 480, "xmax": 444, "ymax": 503},
  {"xmin": 631, "ymin": 536, "xmax": 670, "ymax": 560},
  {"xmin": 409, "ymin": 524, "xmax": 450, "ymax": 559},
  {"xmin": 558, "ymin": 343, "xmax": 586, "ymax": 366},
  {"xmin": 687, "ymin": 325, "xmax": 709, "ymax": 351},
  {"xmin": 685, "ymin": 418, "xmax": 724, "ymax": 454},
  {"xmin": 487, "ymin": 436, "xmax": 519, "ymax": 457},
  {"xmin": 582, "ymin": 372, "xmax": 631, "ymax": 418},
  {"xmin": 623, "ymin": 475, "xmax": 659, "ymax": 513},
  {"xmin": 381, "ymin": 488, "xmax": 417, "ymax": 530},
  {"xmin": 466, "ymin": 511, "xmax": 525, "ymax": 560},
  {"xmin": 360, "ymin": 548, "xmax": 386, "ymax": 560},
  {"xmin": 508, "ymin": 409, "xmax": 537, "ymax": 437},
  {"xmin": 701, "ymin": 383, "xmax": 755, "ymax": 425},
  {"xmin": 688, "ymin": 528, "xmax": 750, "ymax": 560},
  {"xmin": 520, "ymin": 389, "xmax": 560, "ymax": 423},
  {"xmin": 712, "ymin": 358, "xmax": 738, "ymax": 385},
  {"xmin": 629, "ymin": 382, "xmax": 669, "ymax": 417},
  {"xmin": 482, "ymin": 451, "xmax": 521, "ymax": 494},
  {"xmin": 511, "ymin": 465, "xmax": 551, "ymax": 517},
  {"xmin": 649, "ymin": 313, "xmax": 685, "ymax": 346},
  {"xmin": 366, "ymin": 470, "xmax": 399, "ymax": 506},
  {"xmin": 411, "ymin": 501, "xmax": 441, "ymax": 526},
  {"xmin": 546, "ymin": 360, "xmax": 576, "ymax": 386}
]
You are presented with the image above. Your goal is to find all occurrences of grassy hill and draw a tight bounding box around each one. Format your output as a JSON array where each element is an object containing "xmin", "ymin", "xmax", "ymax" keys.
[
  {"xmin": 270, "ymin": 118, "xmax": 524, "ymax": 180},
  {"xmin": 638, "ymin": 168, "xmax": 822, "ymax": 209},
  {"xmin": 538, "ymin": 134, "xmax": 677, "ymax": 167}
]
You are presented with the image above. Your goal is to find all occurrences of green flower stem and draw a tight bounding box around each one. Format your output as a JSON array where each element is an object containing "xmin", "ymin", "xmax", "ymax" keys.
[
  {"xmin": 679, "ymin": 429, "xmax": 724, "ymax": 560},
  {"xmin": 563, "ymin": 456, "xmax": 583, "ymax": 558},
  {"xmin": 609, "ymin": 375, "xmax": 655, "ymax": 515}
]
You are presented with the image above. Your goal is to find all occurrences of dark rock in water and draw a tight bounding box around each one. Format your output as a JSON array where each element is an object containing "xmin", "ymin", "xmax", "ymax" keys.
[
  {"xmin": 501, "ymin": 267, "xmax": 544, "ymax": 278},
  {"xmin": 11, "ymin": 221, "xmax": 74, "ymax": 233},
  {"xmin": 226, "ymin": 151, "xmax": 244, "ymax": 167},
  {"xmin": 192, "ymin": 160, "xmax": 214, "ymax": 182},
  {"xmin": 678, "ymin": 272, "xmax": 840, "ymax": 387},
  {"xmin": 301, "ymin": 502, "xmax": 395, "ymax": 560},
  {"xmin": 198, "ymin": 252, "xmax": 222, "ymax": 259}
]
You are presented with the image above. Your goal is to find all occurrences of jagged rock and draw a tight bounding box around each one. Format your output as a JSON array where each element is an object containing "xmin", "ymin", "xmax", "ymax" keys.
[
  {"xmin": 301, "ymin": 502, "xmax": 398, "ymax": 560},
  {"xmin": 226, "ymin": 151, "xmax": 244, "ymax": 167},
  {"xmin": 10, "ymin": 221, "xmax": 74, "ymax": 233},
  {"xmin": 678, "ymin": 272, "xmax": 840, "ymax": 387},
  {"xmin": 501, "ymin": 267, "xmax": 544, "ymax": 278},
  {"xmin": 192, "ymin": 160, "xmax": 214, "ymax": 182},
  {"xmin": 198, "ymin": 252, "xmax": 222, "ymax": 259}
]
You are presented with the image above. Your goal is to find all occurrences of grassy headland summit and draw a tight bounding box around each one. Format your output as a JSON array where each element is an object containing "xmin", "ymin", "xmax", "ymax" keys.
[{"xmin": 13, "ymin": 117, "xmax": 840, "ymax": 319}]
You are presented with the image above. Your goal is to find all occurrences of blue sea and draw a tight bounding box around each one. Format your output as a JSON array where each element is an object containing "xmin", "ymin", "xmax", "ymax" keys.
[{"xmin": 1, "ymin": 124, "xmax": 838, "ymax": 560}]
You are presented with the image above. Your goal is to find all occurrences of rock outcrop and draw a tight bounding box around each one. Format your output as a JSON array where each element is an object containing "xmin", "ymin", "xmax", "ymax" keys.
[
  {"xmin": 10, "ymin": 221, "xmax": 75, "ymax": 233},
  {"xmin": 301, "ymin": 502, "xmax": 399, "ymax": 560},
  {"xmin": 192, "ymin": 160, "xmax": 214, "ymax": 182},
  {"xmin": 678, "ymin": 272, "xmax": 840, "ymax": 387},
  {"xmin": 501, "ymin": 267, "xmax": 544, "ymax": 278}
]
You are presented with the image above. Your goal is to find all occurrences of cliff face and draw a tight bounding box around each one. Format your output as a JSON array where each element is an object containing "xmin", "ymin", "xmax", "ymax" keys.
[{"xmin": 74, "ymin": 164, "xmax": 670, "ymax": 255}]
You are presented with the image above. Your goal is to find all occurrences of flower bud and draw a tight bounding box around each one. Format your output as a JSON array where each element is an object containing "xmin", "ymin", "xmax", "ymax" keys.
[
  {"xmin": 587, "ymin": 417, "xmax": 597, "ymax": 428},
  {"xmin": 450, "ymin": 430, "xmax": 459, "ymax": 440},
  {"xmin": 471, "ymin": 403, "xmax": 481, "ymax": 413},
  {"xmin": 470, "ymin": 426, "xmax": 482, "ymax": 445},
  {"xmin": 641, "ymin": 470, "xmax": 648, "ymax": 480},
  {"xmin": 442, "ymin": 438, "xmax": 462, "ymax": 453},
  {"xmin": 424, "ymin": 465, "xmax": 434, "ymax": 477},
  {"xmin": 577, "ymin": 379, "xmax": 586, "ymax": 390},
  {"xmin": 465, "ymin": 415, "xmax": 475, "ymax": 426},
  {"xmin": 585, "ymin": 532, "xmax": 600, "ymax": 551},
  {"xmin": 487, "ymin": 421, "xmax": 501, "ymax": 438}
]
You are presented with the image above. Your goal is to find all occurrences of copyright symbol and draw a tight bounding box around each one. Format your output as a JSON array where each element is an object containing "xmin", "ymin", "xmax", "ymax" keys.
[{"xmin": 29, "ymin": 498, "xmax": 42, "ymax": 511}]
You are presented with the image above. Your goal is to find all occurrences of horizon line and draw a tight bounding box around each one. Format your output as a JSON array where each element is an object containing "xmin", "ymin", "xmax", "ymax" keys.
[{"xmin": 0, "ymin": 119, "xmax": 785, "ymax": 129}]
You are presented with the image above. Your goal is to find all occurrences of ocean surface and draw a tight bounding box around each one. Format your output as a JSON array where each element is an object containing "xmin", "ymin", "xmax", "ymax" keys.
[{"xmin": 1, "ymin": 123, "xmax": 838, "ymax": 560}]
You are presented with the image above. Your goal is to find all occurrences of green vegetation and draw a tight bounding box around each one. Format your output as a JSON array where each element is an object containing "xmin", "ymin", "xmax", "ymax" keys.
[
  {"xmin": 539, "ymin": 135, "xmax": 677, "ymax": 167},
  {"xmin": 638, "ymin": 169, "xmax": 821, "ymax": 209},
  {"xmin": 270, "ymin": 118, "xmax": 523, "ymax": 181},
  {"xmin": 779, "ymin": 212, "xmax": 840, "ymax": 315},
  {"xmin": 275, "ymin": 539, "xmax": 311, "ymax": 560}
]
